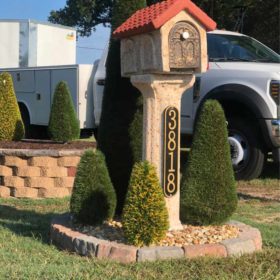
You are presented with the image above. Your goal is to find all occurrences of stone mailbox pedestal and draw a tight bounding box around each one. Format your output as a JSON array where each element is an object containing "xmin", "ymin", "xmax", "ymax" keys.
[
  {"xmin": 131, "ymin": 74, "xmax": 194, "ymax": 229},
  {"xmin": 114, "ymin": 0, "xmax": 216, "ymax": 230}
]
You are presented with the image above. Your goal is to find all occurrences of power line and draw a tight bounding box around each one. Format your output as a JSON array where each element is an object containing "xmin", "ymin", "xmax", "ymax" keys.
[{"xmin": 77, "ymin": 46, "xmax": 104, "ymax": 51}]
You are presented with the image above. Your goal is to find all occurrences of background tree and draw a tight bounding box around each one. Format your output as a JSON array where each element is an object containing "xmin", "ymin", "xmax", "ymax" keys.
[
  {"xmin": 49, "ymin": 0, "xmax": 113, "ymax": 36},
  {"xmin": 97, "ymin": 0, "xmax": 146, "ymax": 214},
  {"xmin": 49, "ymin": 0, "xmax": 279, "ymax": 52}
]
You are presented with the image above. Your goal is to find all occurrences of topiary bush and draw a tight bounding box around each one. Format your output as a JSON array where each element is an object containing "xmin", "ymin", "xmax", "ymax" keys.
[
  {"xmin": 180, "ymin": 100, "xmax": 237, "ymax": 225},
  {"xmin": 122, "ymin": 161, "xmax": 169, "ymax": 246},
  {"xmin": 0, "ymin": 72, "xmax": 25, "ymax": 141},
  {"xmin": 48, "ymin": 81, "xmax": 80, "ymax": 142},
  {"xmin": 70, "ymin": 149, "xmax": 117, "ymax": 225}
]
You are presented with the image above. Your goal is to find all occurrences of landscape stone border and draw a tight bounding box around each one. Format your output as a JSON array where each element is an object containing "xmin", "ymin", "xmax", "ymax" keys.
[{"xmin": 50, "ymin": 214, "xmax": 262, "ymax": 263}]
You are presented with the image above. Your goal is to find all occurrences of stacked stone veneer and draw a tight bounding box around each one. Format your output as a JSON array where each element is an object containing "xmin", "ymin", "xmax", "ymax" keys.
[{"xmin": 0, "ymin": 149, "xmax": 87, "ymax": 198}]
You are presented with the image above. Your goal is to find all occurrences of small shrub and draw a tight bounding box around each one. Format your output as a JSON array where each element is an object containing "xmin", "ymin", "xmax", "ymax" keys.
[
  {"xmin": 48, "ymin": 81, "xmax": 80, "ymax": 142},
  {"xmin": 122, "ymin": 161, "xmax": 168, "ymax": 246},
  {"xmin": 0, "ymin": 72, "xmax": 24, "ymax": 141},
  {"xmin": 70, "ymin": 149, "xmax": 116, "ymax": 225},
  {"xmin": 180, "ymin": 100, "xmax": 237, "ymax": 225}
]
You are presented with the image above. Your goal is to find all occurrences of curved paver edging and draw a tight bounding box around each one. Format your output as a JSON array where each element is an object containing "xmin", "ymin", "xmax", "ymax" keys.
[{"xmin": 50, "ymin": 214, "xmax": 262, "ymax": 263}]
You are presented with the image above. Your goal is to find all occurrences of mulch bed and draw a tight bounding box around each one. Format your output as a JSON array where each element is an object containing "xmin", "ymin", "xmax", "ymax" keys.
[{"xmin": 0, "ymin": 140, "xmax": 96, "ymax": 150}]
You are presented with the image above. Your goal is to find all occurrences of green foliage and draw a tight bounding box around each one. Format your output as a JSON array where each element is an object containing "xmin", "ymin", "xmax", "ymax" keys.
[
  {"xmin": 49, "ymin": 0, "xmax": 113, "ymax": 37},
  {"xmin": 180, "ymin": 100, "xmax": 237, "ymax": 225},
  {"xmin": 48, "ymin": 81, "xmax": 80, "ymax": 142},
  {"xmin": 0, "ymin": 72, "xmax": 24, "ymax": 141},
  {"xmin": 49, "ymin": 0, "xmax": 278, "ymax": 52},
  {"xmin": 122, "ymin": 161, "xmax": 168, "ymax": 246},
  {"xmin": 129, "ymin": 96, "xmax": 143, "ymax": 163},
  {"xmin": 195, "ymin": 0, "xmax": 279, "ymax": 52},
  {"xmin": 70, "ymin": 149, "xmax": 116, "ymax": 225},
  {"xmin": 98, "ymin": 0, "xmax": 146, "ymax": 214}
]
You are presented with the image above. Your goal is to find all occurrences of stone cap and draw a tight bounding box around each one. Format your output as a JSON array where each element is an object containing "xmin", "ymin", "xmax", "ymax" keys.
[{"xmin": 113, "ymin": 0, "xmax": 216, "ymax": 39}]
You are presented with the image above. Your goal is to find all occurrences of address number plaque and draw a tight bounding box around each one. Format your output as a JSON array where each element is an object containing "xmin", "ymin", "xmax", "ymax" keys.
[{"xmin": 163, "ymin": 106, "xmax": 179, "ymax": 197}]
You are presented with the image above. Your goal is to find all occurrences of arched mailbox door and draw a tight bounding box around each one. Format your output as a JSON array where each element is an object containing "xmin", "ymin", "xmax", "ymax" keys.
[{"xmin": 169, "ymin": 21, "xmax": 200, "ymax": 71}]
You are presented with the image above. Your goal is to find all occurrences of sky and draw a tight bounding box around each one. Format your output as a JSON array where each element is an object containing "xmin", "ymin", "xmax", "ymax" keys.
[{"xmin": 0, "ymin": 0, "xmax": 110, "ymax": 64}]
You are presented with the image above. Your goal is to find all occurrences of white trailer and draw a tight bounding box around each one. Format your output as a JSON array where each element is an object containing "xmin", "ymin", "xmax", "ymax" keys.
[
  {"xmin": 0, "ymin": 19, "xmax": 76, "ymax": 68},
  {"xmin": 0, "ymin": 65, "xmax": 95, "ymax": 130}
]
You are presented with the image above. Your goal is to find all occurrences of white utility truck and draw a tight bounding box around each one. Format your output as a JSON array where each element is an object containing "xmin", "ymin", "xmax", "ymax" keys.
[
  {"xmin": 0, "ymin": 20, "xmax": 95, "ymax": 131},
  {"xmin": 93, "ymin": 30, "xmax": 280, "ymax": 180},
  {"xmin": 0, "ymin": 21, "xmax": 279, "ymax": 180}
]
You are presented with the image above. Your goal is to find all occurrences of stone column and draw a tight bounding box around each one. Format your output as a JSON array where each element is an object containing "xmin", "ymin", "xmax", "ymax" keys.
[{"xmin": 131, "ymin": 74, "xmax": 195, "ymax": 230}]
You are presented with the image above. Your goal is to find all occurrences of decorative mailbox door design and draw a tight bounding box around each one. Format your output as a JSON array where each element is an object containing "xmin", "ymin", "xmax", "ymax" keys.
[
  {"xmin": 163, "ymin": 106, "xmax": 179, "ymax": 197},
  {"xmin": 169, "ymin": 21, "xmax": 200, "ymax": 70}
]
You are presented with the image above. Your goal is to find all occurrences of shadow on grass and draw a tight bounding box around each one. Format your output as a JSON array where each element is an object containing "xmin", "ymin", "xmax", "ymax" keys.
[{"xmin": 0, "ymin": 205, "xmax": 58, "ymax": 244}]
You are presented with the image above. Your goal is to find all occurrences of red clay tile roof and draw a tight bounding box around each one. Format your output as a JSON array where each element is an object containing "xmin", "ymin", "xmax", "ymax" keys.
[{"xmin": 113, "ymin": 0, "xmax": 216, "ymax": 39}]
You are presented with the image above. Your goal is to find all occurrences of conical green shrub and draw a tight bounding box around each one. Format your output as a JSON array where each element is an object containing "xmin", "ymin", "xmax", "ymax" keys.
[
  {"xmin": 48, "ymin": 81, "xmax": 80, "ymax": 142},
  {"xmin": 122, "ymin": 161, "xmax": 169, "ymax": 246},
  {"xmin": 180, "ymin": 100, "xmax": 237, "ymax": 225},
  {"xmin": 0, "ymin": 72, "xmax": 24, "ymax": 141},
  {"xmin": 70, "ymin": 149, "xmax": 116, "ymax": 225}
]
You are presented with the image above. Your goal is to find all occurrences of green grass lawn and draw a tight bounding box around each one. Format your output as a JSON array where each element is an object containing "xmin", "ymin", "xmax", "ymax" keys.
[{"xmin": 0, "ymin": 196, "xmax": 279, "ymax": 280}]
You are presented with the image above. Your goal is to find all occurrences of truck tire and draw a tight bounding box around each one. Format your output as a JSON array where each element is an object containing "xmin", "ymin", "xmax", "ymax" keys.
[{"xmin": 227, "ymin": 119, "xmax": 265, "ymax": 180}]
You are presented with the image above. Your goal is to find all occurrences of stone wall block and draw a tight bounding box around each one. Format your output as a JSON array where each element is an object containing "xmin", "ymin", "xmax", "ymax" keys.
[
  {"xmin": 183, "ymin": 244, "xmax": 227, "ymax": 258},
  {"xmin": 15, "ymin": 166, "xmax": 41, "ymax": 177},
  {"xmin": 67, "ymin": 167, "xmax": 77, "ymax": 177},
  {"xmin": 108, "ymin": 244, "xmax": 137, "ymax": 263},
  {"xmin": 96, "ymin": 242, "xmax": 112, "ymax": 259},
  {"xmin": 221, "ymin": 238, "xmax": 256, "ymax": 257},
  {"xmin": 28, "ymin": 157, "xmax": 58, "ymax": 167},
  {"xmin": 25, "ymin": 177, "xmax": 55, "ymax": 189},
  {"xmin": 4, "ymin": 156, "xmax": 27, "ymax": 167},
  {"xmin": 41, "ymin": 167, "xmax": 68, "ymax": 177},
  {"xmin": 137, "ymin": 247, "xmax": 157, "ymax": 262},
  {"xmin": 155, "ymin": 246, "xmax": 184, "ymax": 260},
  {"xmin": 138, "ymin": 246, "xmax": 184, "ymax": 261},
  {"xmin": 11, "ymin": 187, "xmax": 38, "ymax": 198},
  {"xmin": 0, "ymin": 186, "xmax": 11, "ymax": 197},
  {"xmin": 3, "ymin": 176, "xmax": 25, "ymax": 187},
  {"xmin": 38, "ymin": 187, "xmax": 70, "ymax": 198},
  {"xmin": 0, "ymin": 166, "xmax": 13, "ymax": 176},
  {"xmin": 58, "ymin": 157, "xmax": 80, "ymax": 167},
  {"xmin": 54, "ymin": 177, "xmax": 75, "ymax": 188},
  {"xmin": 73, "ymin": 236, "xmax": 100, "ymax": 257},
  {"xmin": 239, "ymin": 228, "xmax": 262, "ymax": 251}
]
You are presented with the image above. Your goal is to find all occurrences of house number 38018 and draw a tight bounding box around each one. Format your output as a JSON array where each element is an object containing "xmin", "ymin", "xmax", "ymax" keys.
[{"xmin": 163, "ymin": 106, "xmax": 179, "ymax": 197}]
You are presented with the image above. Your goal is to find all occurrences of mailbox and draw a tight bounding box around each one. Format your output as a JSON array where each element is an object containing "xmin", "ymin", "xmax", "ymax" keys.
[
  {"xmin": 113, "ymin": 0, "xmax": 216, "ymax": 77},
  {"xmin": 113, "ymin": 0, "xmax": 216, "ymax": 230}
]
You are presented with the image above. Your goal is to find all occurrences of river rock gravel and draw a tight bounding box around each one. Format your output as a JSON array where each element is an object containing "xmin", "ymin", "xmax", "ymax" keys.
[{"xmin": 73, "ymin": 219, "xmax": 239, "ymax": 247}]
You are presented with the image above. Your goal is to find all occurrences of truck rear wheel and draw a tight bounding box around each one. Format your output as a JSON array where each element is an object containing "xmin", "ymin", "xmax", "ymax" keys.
[{"xmin": 228, "ymin": 119, "xmax": 265, "ymax": 180}]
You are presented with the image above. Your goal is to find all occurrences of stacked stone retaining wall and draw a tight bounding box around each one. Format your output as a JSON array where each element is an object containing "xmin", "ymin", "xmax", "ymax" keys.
[{"xmin": 0, "ymin": 149, "xmax": 87, "ymax": 198}]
